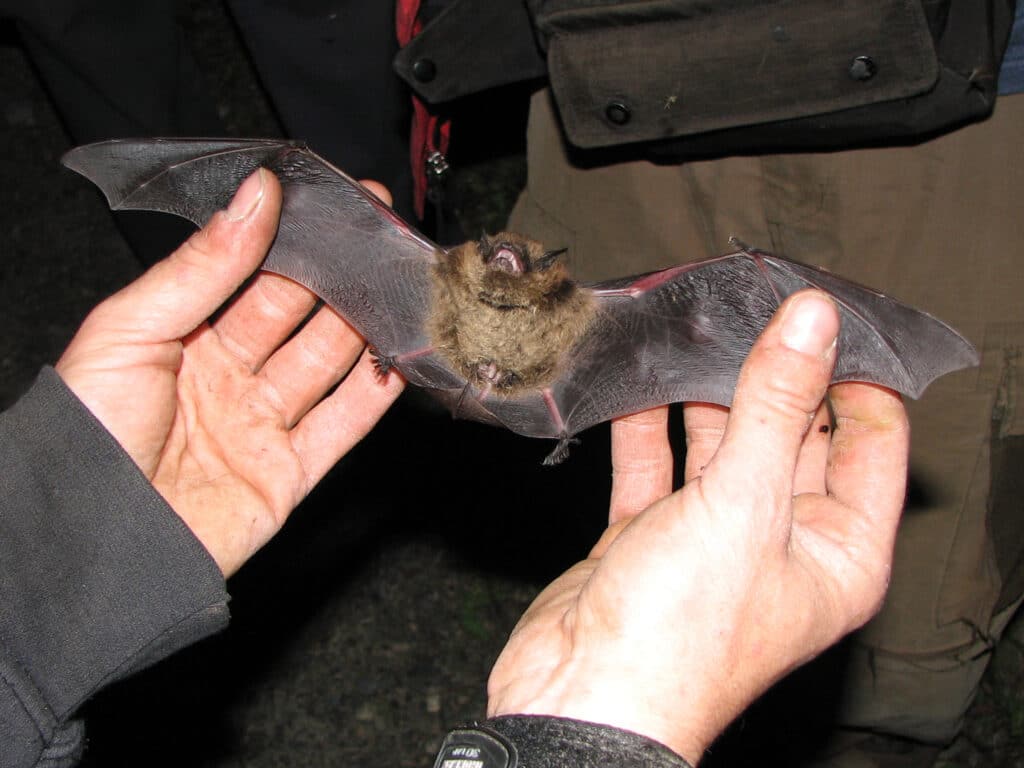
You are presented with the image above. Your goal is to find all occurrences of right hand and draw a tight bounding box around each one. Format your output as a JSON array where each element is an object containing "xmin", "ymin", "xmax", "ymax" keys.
[{"xmin": 488, "ymin": 291, "xmax": 909, "ymax": 764}]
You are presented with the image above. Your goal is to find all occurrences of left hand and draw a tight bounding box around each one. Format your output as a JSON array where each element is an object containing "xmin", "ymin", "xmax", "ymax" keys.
[{"xmin": 56, "ymin": 170, "xmax": 404, "ymax": 576}]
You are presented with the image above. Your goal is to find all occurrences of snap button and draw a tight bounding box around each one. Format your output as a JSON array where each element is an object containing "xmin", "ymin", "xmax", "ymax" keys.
[
  {"xmin": 605, "ymin": 101, "xmax": 631, "ymax": 126},
  {"xmin": 849, "ymin": 56, "xmax": 877, "ymax": 82},
  {"xmin": 412, "ymin": 58, "xmax": 437, "ymax": 83}
]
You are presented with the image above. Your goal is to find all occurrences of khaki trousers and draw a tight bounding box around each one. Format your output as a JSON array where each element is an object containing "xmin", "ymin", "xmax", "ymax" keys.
[{"xmin": 510, "ymin": 89, "xmax": 1024, "ymax": 744}]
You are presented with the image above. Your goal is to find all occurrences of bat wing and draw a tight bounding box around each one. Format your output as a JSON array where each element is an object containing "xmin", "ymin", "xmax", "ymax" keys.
[
  {"xmin": 61, "ymin": 138, "xmax": 463, "ymax": 389},
  {"xmin": 471, "ymin": 247, "xmax": 978, "ymax": 462},
  {"xmin": 63, "ymin": 140, "xmax": 979, "ymax": 464}
]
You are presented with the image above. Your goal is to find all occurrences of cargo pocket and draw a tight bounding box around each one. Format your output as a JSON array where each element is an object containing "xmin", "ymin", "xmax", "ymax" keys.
[{"xmin": 986, "ymin": 323, "xmax": 1024, "ymax": 613}]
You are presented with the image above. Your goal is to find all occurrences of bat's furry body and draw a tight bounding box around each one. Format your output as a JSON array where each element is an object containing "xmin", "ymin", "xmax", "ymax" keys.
[
  {"xmin": 429, "ymin": 233, "xmax": 595, "ymax": 393},
  {"xmin": 62, "ymin": 139, "xmax": 979, "ymax": 463}
]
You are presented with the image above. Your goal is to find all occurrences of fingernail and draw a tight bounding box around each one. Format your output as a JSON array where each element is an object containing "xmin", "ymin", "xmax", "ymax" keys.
[
  {"xmin": 225, "ymin": 168, "xmax": 265, "ymax": 220},
  {"xmin": 780, "ymin": 292, "xmax": 839, "ymax": 357}
]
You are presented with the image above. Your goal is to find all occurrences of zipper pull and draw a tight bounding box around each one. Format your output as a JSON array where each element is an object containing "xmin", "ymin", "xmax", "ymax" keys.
[{"xmin": 424, "ymin": 149, "xmax": 451, "ymax": 204}]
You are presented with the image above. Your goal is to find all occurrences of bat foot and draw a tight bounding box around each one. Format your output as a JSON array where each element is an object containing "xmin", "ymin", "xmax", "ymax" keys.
[
  {"xmin": 728, "ymin": 236, "xmax": 772, "ymax": 259},
  {"xmin": 542, "ymin": 435, "xmax": 580, "ymax": 466},
  {"xmin": 727, "ymin": 235, "xmax": 751, "ymax": 252},
  {"xmin": 371, "ymin": 350, "xmax": 396, "ymax": 378}
]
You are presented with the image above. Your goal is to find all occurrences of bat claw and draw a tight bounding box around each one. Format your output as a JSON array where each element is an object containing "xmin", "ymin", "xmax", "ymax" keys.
[
  {"xmin": 371, "ymin": 350, "xmax": 396, "ymax": 378},
  {"xmin": 727, "ymin": 235, "xmax": 751, "ymax": 252},
  {"xmin": 542, "ymin": 435, "xmax": 580, "ymax": 466},
  {"xmin": 728, "ymin": 236, "xmax": 772, "ymax": 259}
]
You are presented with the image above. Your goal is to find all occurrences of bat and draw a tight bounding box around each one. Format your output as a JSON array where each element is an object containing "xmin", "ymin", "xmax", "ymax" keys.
[{"xmin": 62, "ymin": 138, "xmax": 979, "ymax": 464}]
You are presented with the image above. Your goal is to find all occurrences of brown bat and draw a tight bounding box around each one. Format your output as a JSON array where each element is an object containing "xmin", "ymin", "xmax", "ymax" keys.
[{"xmin": 62, "ymin": 139, "xmax": 979, "ymax": 464}]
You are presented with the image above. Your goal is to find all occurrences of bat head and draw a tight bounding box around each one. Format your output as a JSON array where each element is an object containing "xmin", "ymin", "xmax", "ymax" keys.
[{"xmin": 452, "ymin": 232, "xmax": 575, "ymax": 311}]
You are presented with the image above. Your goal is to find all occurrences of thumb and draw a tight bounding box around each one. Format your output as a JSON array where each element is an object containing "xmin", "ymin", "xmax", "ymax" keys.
[
  {"xmin": 95, "ymin": 169, "xmax": 283, "ymax": 342},
  {"xmin": 708, "ymin": 290, "xmax": 840, "ymax": 512}
]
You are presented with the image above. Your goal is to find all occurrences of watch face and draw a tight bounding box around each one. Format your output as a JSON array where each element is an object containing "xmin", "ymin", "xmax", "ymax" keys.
[{"xmin": 433, "ymin": 727, "xmax": 515, "ymax": 768}]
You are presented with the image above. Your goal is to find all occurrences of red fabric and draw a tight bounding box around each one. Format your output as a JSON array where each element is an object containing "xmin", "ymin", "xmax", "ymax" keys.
[{"xmin": 396, "ymin": 0, "xmax": 450, "ymax": 220}]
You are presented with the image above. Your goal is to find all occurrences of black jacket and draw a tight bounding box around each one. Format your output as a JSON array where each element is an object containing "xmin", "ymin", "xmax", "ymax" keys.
[{"xmin": 395, "ymin": 0, "xmax": 1016, "ymax": 158}]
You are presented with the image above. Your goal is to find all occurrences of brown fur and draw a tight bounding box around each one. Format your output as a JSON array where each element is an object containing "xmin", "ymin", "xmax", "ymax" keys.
[{"xmin": 428, "ymin": 232, "xmax": 595, "ymax": 391}]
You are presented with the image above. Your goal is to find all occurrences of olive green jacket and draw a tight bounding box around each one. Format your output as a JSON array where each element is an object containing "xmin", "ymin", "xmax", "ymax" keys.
[{"xmin": 395, "ymin": 0, "xmax": 1015, "ymax": 158}]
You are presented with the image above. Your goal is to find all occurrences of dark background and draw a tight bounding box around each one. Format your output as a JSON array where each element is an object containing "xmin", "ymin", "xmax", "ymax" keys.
[{"xmin": 1, "ymin": 3, "xmax": 1021, "ymax": 766}]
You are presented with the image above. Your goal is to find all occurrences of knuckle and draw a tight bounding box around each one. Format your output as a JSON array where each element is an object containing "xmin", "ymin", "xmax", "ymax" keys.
[
  {"xmin": 178, "ymin": 209, "xmax": 245, "ymax": 267},
  {"xmin": 742, "ymin": 348, "xmax": 826, "ymax": 422}
]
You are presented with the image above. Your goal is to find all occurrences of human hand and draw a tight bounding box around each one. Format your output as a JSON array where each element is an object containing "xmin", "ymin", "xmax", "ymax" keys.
[
  {"xmin": 55, "ymin": 170, "xmax": 404, "ymax": 576},
  {"xmin": 487, "ymin": 291, "xmax": 908, "ymax": 764}
]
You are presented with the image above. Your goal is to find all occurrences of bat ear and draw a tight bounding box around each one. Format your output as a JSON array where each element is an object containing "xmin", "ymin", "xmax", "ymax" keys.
[
  {"xmin": 536, "ymin": 247, "xmax": 568, "ymax": 271},
  {"xmin": 477, "ymin": 233, "xmax": 493, "ymax": 260}
]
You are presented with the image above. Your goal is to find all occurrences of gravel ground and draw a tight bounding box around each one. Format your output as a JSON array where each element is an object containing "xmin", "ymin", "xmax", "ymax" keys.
[{"xmin": 1, "ymin": 5, "xmax": 1022, "ymax": 766}]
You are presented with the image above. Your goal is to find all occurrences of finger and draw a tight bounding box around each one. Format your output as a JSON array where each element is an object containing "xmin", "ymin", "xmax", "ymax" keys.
[
  {"xmin": 211, "ymin": 177, "xmax": 391, "ymax": 370},
  {"xmin": 682, "ymin": 402, "xmax": 728, "ymax": 483},
  {"xmin": 792, "ymin": 401, "xmax": 833, "ymax": 495},
  {"xmin": 291, "ymin": 347, "xmax": 405, "ymax": 486},
  {"xmin": 825, "ymin": 381, "xmax": 908, "ymax": 539},
  {"xmin": 91, "ymin": 169, "xmax": 282, "ymax": 343},
  {"xmin": 791, "ymin": 383, "xmax": 907, "ymax": 628},
  {"xmin": 259, "ymin": 305, "xmax": 367, "ymax": 426},
  {"xmin": 361, "ymin": 180, "xmax": 393, "ymax": 206},
  {"xmin": 213, "ymin": 272, "xmax": 319, "ymax": 371},
  {"xmin": 707, "ymin": 290, "xmax": 839, "ymax": 514},
  {"xmin": 609, "ymin": 406, "xmax": 673, "ymax": 524}
]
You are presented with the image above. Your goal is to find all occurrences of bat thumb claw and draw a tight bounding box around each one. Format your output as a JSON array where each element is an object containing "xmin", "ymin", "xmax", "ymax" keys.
[{"xmin": 371, "ymin": 351, "xmax": 395, "ymax": 378}]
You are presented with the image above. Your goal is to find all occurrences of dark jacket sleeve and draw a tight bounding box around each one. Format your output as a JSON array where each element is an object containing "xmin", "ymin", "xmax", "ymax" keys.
[{"xmin": 0, "ymin": 368, "xmax": 230, "ymax": 768}]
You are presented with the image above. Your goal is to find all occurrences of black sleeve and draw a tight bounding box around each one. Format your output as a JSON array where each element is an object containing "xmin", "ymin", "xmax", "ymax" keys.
[
  {"xmin": 0, "ymin": 368, "xmax": 230, "ymax": 768},
  {"xmin": 433, "ymin": 715, "xmax": 695, "ymax": 768}
]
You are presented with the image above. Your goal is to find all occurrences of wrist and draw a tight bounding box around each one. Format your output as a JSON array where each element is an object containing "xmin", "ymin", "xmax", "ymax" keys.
[{"xmin": 488, "ymin": 669, "xmax": 716, "ymax": 764}]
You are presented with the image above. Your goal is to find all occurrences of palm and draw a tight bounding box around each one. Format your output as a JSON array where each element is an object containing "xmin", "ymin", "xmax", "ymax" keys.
[
  {"xmin": 150, "ymin": 326, "xmax": 313, "ymax": 572},
  {"xmin": 56, "ymin": 173, "xmax": 403, "ymax": 575}
]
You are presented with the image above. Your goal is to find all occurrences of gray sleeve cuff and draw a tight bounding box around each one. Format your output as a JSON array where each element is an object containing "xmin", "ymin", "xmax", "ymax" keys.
[{"xmin": 0, "ymin": 368, "xmax": 230, "ymax": 762}]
